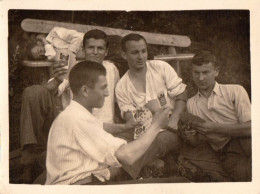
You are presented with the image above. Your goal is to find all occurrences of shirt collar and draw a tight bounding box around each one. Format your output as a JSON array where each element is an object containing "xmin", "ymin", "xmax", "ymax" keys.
[
  {"xmin": 70, "ymin": 100, "xmax": 92, "ymax": 115},
  {"xmin": 195, "ymin": 81, "xmax": 221, "ymax": 101},
  {"xmin": 212, "ymin": 82, "xmax": 222, "ymax": 96}
]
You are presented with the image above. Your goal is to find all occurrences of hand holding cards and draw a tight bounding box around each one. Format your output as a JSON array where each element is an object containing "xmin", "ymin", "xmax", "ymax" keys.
[{"xmin": 58, "ymin": 52, "xmax": 70, "ymax": 70}]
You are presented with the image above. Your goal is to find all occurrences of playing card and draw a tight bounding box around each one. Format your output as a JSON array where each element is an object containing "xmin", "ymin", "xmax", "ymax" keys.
[
  {"xmin": 132, "ymin": 107, "xmax": 153, "ymax": 139},
  {"xmin": 58, "ymin": 52, "xmax": 70, "ymax": 69}
]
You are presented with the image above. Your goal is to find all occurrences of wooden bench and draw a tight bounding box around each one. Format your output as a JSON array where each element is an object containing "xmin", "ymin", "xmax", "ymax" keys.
[{"xmin": 21, "ymin": 18, "xmax": 193, "ymax": 77}]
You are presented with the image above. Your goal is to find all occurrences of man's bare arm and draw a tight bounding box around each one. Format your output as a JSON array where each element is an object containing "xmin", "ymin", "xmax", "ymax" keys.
[
  {"xmin": 103, "ymin": 119, "xmax": 142, "ymax": 135},
  {"xmin": 43, "ymin": 63, "xmax": 68, "ymax": 94},
  {"xmin": 168, "ymin": 90, "xmax": 187, "ymax": 129},
  {"xmin": 115, "ymin": 107, "xmax": 171, "ymax": 166}
]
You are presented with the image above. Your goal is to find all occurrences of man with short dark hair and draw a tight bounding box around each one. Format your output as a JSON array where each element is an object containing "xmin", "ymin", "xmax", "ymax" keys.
[
  {"xmin": 187, "ymin": 51, "xmax": 251, "ymax": 181},
  {"xmin": 116, "ymin": 33, "xmax": 187, "ymax": 171},
  {"xmin": 45, "ymin": 61, "xmax": 171, "ymax": 184}
]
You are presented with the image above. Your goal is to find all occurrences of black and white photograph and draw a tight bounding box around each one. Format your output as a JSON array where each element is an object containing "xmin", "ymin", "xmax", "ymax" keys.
[{"xmin": 1, "ymin": 0, "xmax": 260, "ymax": 193}]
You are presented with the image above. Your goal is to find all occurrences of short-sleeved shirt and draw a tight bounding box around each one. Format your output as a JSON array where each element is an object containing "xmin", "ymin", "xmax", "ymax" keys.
[
  {"xmin": 45, "ymin": 100, "xmax": 126, "ymax": 185},
  {"xmin": 115, "ymin": 60, "xmax": 186, "ymax": 117},
  {"xmin": 187, "ymin": 82, "xmax": 251, "ymax": 151}
]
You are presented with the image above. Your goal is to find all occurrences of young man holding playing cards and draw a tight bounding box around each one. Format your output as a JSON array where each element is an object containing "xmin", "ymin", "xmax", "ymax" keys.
[
  {"xmin": 115, "ymin": 33, "xmax": 188, "ymax": 170},
  {"xmin": 45, "ymin": 60, "xmax": 172, "ymax": 184}
]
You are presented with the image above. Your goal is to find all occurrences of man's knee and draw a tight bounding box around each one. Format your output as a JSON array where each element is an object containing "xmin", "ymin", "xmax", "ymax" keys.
[
  {"xmin": 22, "ymin": 85, "xmax": 49, "ymax": 101},
  {"xmin": 155, "ymin": 131, "xmax": 182, "ymax": 155}
]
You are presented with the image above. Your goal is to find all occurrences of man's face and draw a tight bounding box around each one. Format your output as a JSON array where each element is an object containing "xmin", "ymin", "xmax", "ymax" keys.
[
  {"xmin": 84, "ymin": 38, "xmax": 108, "ymax": 64},
  {"xmin": 31, "ymin": 45, "xmax": 45, "ymax": 59},
  {"xmin": 122, "ymin": 39, "xmax": 148, "ymax": 70},
  {"xmin": 87, "ymin": 75, "xmax": 109, "ymax": 108},
  {"xmin": 192, "ymin": 62, "xmax": 219, "ymax": 91}
]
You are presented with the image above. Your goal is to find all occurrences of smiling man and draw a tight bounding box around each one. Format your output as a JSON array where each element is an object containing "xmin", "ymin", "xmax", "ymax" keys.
[{"xmin": 187, "ymin": 51, "xmax": 251, "ymax": 181}]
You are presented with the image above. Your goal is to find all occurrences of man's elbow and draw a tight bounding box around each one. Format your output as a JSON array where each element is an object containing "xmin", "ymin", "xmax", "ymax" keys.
[
  {"xmin": 176, "ymin": 90, "xmax": 188, "ymax": 101},
  {"xmin": 115, "ymin": 149, "xmax": 136, "ymax": 166}
]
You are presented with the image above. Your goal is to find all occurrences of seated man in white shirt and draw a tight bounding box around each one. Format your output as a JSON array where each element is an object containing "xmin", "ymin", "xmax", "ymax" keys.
[
  {"xmin": 187, "ymin": 51, "xmax": 251, "ymax": 181},
  {"xmin": 115, "ymin": 33, "xmax": 187, "ymax": 171},
  {"xmin": 45, "ymin": 60, "xmax": 171, "ymax": 184},
  {"xmin": 20, "ymin": 29, "xmax": 122, "ymax": 183}
]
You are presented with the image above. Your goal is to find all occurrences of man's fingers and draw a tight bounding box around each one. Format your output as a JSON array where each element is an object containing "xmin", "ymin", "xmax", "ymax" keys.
[
  {"xmin": 53, "ymin": 63, "xmax": 68, "ymax": 68},
  {"xmin": 162, "ymin": 107, "xmax": 171, "ymax": 115},
  {"xmin": 190, "ymin": 121, "xmax": 203, "ymax": 128}
]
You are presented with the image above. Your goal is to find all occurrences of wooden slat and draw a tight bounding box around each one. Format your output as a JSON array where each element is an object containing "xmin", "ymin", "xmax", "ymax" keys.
[
  {"xmin": 154, "ymin": 53, "xmax": 194, "ymax": 61},
  {"xmin": 21, "ymin": 19, "xmax": 191, "ymax": 47},
  {"xmin": 23, "ymin": 60, "xmax": 53, "ymax": 67}
]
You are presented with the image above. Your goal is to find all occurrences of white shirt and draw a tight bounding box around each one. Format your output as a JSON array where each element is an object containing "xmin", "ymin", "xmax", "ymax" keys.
[
  {"xmin": 58, "ymin": 60, "xmax": 120, "ymax": 123},
  {"xmin": 45, "ymin": 100, "xmax": 126, "ymax": 185},
  {"xmin": 92, "ymin": 61, "xmax": 120, "ymax": 123},
  {"xmin": 45, "ymin": 26, "xmax": 84, "ymax": 60},
  {"xmin": 116, "ymin": 60, "xmax": 186, "ymax": 117},
  {"xmin": 187, "ymin": 82, "xmax": 251, "ymax": 151}
]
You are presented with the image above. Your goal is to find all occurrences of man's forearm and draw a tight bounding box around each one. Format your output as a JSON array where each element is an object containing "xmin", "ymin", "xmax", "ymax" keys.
[
  {"xmin": 212, "ymin": 121, "xmax": 251, "ymax": 137},
  {"xmin": 103, "ymin": 123, "xmax": 126, "ymax": 134},
  {"xmin": 171, "ymin": 91, "xmax": 187, "ymax": 115},
  {"xmin": 115, "ymin": 123, "xmax": 160, "ymax": 166}
]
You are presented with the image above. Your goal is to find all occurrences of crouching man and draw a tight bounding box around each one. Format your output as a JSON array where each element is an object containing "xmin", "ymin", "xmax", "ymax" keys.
[
  {"xmin": 45, "ymin": 61, "xmax": 171, "ymax": 184},
  {"xmin": 187, "ymin": 51, "xmax": 251, "ymax": 181}
]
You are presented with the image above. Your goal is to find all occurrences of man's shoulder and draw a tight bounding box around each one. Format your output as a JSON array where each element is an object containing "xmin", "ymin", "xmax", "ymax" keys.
[
  {"xmin": 103, "ymin": 60, "xmax": 118, "ymax": 69},
  {"xmin": 147, "ymin": 60, "xmax": 168, "ymax": 67},
  {"xmin": 219, "ymin": 83, "xmax": 246, "ymax": 95}
]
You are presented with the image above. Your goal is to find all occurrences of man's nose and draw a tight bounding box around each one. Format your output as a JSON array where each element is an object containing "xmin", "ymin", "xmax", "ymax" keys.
[
  {"xmin": 137, "ymin": 52, "xmax": 143, "ymax": 59},
  {"xmin": 93, "ymin": 48, "xmax": 98, "ymax": 54},
  {"xmin": 199, "ymin": 73, "xmax": 204, "ymax": 80}
]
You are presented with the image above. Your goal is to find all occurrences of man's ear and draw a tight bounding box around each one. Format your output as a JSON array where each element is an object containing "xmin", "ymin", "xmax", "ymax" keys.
[
  {"xmin": 215, "ymin": 66, "xmax": 220, "ymax": 77},
  {"xmin": 105, "ymin": 48, "xmax": 109, "ymax": 57},
  {"xmin": 121, "ymin": 52, "xmax": 127, "ymax": 60},
  {"xmin": 80, "ymin": 85, "xmax": 89, "ymax": 97}
]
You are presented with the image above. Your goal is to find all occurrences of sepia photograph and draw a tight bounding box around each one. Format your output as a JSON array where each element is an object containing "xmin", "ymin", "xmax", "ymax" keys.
[{"xmin": 1, "ymin": 0, "xmax": 260, "ymax": 193}]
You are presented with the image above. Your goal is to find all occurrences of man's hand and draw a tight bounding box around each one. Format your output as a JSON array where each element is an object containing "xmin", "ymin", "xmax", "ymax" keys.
[
  {"xmin": 124, "ymin": 119, "xmax": 143, "ymax": 131},
  {"xmin": 152, "ymin": 107, "xmax": 171, "ymax": 129},
  {"xmin": 190, "ymin": 120, "xmax": 216, "ymax": 135},
  {"xmin": 52, "ymin": 62, "xmax": 68, "ymax": 83}
]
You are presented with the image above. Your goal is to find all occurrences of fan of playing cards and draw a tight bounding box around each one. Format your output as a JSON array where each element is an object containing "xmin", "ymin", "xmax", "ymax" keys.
[{"xmin": 132, "ymin": 107, "xmax": 153, "ymax": 139}]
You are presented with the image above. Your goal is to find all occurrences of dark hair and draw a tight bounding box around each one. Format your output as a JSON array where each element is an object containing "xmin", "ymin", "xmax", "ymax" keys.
[
  {"xmin": 25, "ymin": 42, "xmax": 47, "ymax": 61},
  {"xmin": 69, "ymin": 60, "xmax": 106, "ymax": 95},
  {"xmin": 121, "ymin": 33, "xmax": 147, "ymax": 52},
  {"xmin": 83, "ymin": 29, "xmax": 109, "ymax": 49},
  {"xmin": 192, "ymin": 51, "xmax": 218, "ymax": 67}
]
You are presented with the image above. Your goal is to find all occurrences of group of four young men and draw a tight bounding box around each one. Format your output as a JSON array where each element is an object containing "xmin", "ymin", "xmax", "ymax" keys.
[{"xmin": 20, "ymin": 28, "xmax": 251, "ymax": 184}]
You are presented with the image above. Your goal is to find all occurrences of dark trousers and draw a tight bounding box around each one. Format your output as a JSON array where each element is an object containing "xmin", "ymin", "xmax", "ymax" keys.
[
  {"xmin": 219, "ymin": 137, "xmax": 251, "ymax": 181},
  {"xmin": 20, "ymin": 85, "xmax": 56, "ymax": 183}
]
